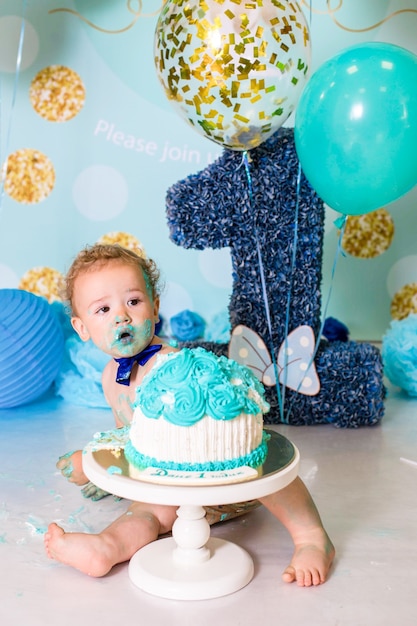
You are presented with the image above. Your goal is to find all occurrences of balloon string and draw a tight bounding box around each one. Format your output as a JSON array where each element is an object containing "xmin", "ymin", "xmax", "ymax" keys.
[
  {"xmin": 0, "ymin": 2, "xmax": 27, "ymax": 215},
  {"xmin": 241, "ymin": 151, "xmax": 284, "ymax": 422},
  {"xmin": 318, "ymin": 215, "xmax": 348, "ymax": 342},
  {"xmin": 286, "ymin": 213, "xmax": 348, "ymax": 421},
  {"xmin": 279, "ymin": 162, "xmax": 302, "ymax": 424},
  {"xmin": 279, "ymin": 0, "xmax": 313, "ymax": 423},
  {"xmin": 278, "ymin": 0, "xmax": 311, "ymax": 423}
]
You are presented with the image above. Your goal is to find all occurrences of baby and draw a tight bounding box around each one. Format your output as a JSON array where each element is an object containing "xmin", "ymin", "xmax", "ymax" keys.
[{"xmin": 44, "ymin": 243, "xmax": 335, "ymax": 586}]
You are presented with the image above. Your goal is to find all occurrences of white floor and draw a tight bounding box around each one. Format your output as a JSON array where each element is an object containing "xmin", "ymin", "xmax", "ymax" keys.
[{"xmin": 1, "ymin": 379, "xmax": 417, "ymax": 626}]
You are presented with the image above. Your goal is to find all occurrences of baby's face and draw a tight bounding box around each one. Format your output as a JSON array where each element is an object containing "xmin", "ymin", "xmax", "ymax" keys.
[{"xmin": 71, "ymin": 260, "xmax": 159, "ymax": 358}]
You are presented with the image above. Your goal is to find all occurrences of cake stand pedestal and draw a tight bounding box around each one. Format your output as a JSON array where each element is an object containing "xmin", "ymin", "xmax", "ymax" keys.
[{"xmin": 83, "ymin": 430, "xmax": 299, "ymax": 601}]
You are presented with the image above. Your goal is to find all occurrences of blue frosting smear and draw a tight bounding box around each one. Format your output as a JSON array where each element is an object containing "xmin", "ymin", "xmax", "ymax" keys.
[
  {"xmin": 135, "ymin": 347, "xmax": 270, "ymax": 426},
  {"xmin": 107, "ymin": 465, "xmax": 123, "ymax": 475},
  {"xmin": 124, "ymin": 431, "xmax": 270, "ymax": 472}
]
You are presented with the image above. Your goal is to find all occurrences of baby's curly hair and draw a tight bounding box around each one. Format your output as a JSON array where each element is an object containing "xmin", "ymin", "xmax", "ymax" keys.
[{"xmin": 65, "ymin": 244, "xmax": 162, "ymax": 314}]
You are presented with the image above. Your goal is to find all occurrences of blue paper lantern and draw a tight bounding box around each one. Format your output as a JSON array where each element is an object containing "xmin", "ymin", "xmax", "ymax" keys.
[{"xmin": 0, "ymin": 289, "xmax": 65, "ymax": 409}]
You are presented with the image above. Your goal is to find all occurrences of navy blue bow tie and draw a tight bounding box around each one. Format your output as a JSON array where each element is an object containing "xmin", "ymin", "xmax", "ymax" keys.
[{"xmin": 114, "ymin": 344, "xmax": 162, "ymax": 386}]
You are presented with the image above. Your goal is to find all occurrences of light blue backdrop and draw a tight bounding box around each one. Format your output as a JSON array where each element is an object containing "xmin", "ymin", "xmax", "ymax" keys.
[{"xmin": 0, "ymin": 0, "xmax": 416, "ymax": 340}]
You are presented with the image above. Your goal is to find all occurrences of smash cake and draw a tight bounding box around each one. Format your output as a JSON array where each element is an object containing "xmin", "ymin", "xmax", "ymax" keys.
[{"xmin": 123, "ymin": 347, "xmax": 270, "ymax": 481}]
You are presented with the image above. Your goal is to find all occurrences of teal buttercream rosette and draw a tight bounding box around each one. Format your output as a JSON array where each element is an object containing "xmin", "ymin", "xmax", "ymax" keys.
[{"xmin": 136, "ymin": 347, "xmax": 269, "ymax": 426}]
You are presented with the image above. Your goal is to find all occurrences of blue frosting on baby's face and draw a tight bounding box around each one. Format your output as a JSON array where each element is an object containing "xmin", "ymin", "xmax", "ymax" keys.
[{"xmin": 136, "ymin": 347, "xmax": 269, "ymax": 427}]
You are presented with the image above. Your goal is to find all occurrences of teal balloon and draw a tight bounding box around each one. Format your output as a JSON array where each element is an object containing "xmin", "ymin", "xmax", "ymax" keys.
[{"xmin": 294, "ymin": 42, "xmax": 417, "ymax": 215}]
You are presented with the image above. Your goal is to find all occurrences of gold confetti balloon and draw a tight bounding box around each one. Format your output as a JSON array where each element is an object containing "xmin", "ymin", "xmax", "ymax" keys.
[{"xmin": 155, "ymin": 0, "xmax": 310, "ymax": 150}]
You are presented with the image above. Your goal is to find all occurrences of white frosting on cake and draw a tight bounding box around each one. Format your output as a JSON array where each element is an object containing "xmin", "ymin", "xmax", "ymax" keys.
[{"xmin": 129, "ymin": 410, "xmax": 264, "ymax": 466}]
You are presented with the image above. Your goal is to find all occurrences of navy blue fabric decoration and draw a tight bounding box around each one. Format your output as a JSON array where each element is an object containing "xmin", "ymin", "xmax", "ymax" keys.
[
  {"xmin": 323, "ymin": 317, "xmax": 350, "ymax": 342},
  {"xmin": 155, "ymin": 315, "xmax": 164, "ymax": 337},
  {"xmin": 166, "ymin": 128, "xmax": 386, "ymax": 427},
  {"xmin": 114, "ymin": 344, "xmax": 162, "ymax": 386}
]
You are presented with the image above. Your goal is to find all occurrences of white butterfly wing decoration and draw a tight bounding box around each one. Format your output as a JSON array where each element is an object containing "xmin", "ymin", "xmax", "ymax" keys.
[
  {"xmin": 228, "ymin": 324, "xmax": 320, "ymax": 396},
  {"xmin": 228, "ymin": 324, "xmax": 277, "ymax": 386},
  {"xmin": 277, "ymin": 325, "xmax": 320, "ymax": 396}
]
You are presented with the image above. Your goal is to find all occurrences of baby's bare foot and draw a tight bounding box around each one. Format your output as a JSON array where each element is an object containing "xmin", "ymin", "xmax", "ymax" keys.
[
  {"xmin": 44, "ymin": 522, "xmax": 116, "ymax": 577},
  {"xmin": 282, "ymin": 529, "xmax": 335, "ymax": 587}
]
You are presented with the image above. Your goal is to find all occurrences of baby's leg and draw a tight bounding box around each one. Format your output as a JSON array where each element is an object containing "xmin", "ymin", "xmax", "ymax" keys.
[
  {"xmin": 259, "ymin": 477, "xmax": 335, "ymax": 587},
  {"xmin": 44, "ymin": 502, "xmax": 178, "ymax": 577}
]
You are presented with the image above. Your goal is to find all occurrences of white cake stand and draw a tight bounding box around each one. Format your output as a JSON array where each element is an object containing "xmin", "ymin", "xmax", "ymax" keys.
[{"xmin": 83, "ymin": 430, "xmax": 299, "ymax": 601}]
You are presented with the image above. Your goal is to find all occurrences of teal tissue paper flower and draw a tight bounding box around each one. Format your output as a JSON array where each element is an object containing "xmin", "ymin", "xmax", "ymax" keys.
[{"xmin": 382, "ymin": 314, "xmax": 417, "ymax": 396}]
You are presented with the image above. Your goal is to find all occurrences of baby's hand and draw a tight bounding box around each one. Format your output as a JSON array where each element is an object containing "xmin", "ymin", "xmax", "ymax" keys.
[
  {"xmin": 80, "ymin": 482, "xmax": 121, "ymax": 502},
  {"xmin": 56, "ymin": 450, "xmax": 88, "ymax": 486},
  {"xmin": 81, "ymin": 481, "xmax": 111, "ymax": 501}
]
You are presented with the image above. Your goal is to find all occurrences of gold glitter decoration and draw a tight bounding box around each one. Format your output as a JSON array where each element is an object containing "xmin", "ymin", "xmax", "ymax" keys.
[
  {"xmin": 155, "ymin": 0, "xmax": 310, "ymax": 150},
  {"xmin": 97, "ymin": 232, "xmax": 147, "ymax": 257},
  {"xmin": 30, "ymin": 65, "xmax": 85, "ymax": 122},
  {"xmin": 19, "ymin": 267, "xmax": 65, "ymax": 303},
  {"xmin": 341, "ymin": 209, "xmax": 394, "ymax": 259},
  {"xmin": 4, "ymin": 149, "xmax": 55, "ymax": 204},
  {"xmin": 391, "ymin": 283, "xmax": 417, "ymax": 321}
]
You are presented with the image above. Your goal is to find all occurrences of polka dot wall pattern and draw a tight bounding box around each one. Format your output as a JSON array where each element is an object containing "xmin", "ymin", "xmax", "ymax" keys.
[
  {"xmin": 4, "ymin": 149, "xmax": 55, "ymax": 204},
  {"xmin": 337, "ymin": 206, "xmax": 417, "ymax": 322},
  {"xmin": 0, "ymin": 6, "xmax": 231, "ymax": 322},
  {"xmin": 341, "ymin": 209, "xmax": 395, "ymax": 260},
  {"xmin": 0, "ymin": 18, "xmax": 132, "ymax": 297},
  {"xmin": 30, "ymin": 65, "xmax": 85, "ymax": 122}
]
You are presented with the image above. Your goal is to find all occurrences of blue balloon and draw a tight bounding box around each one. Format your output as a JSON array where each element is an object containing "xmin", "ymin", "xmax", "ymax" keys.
[
  {"xmin": 294, "ymin": 42, "xmax": 417, "ymax": 215},
  {"xmin": 0, "ymin": 289, "xmax": 64, "ymax": 408}
]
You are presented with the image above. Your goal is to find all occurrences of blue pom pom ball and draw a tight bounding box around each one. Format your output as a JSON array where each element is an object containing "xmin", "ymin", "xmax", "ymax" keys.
[
  {"xmin": 0, "ymin": 289, "xmax": 65, "ymax": 408},
  {"xmin": 170, "ymin": 309, "xmax": 206, "ymax": 341},
  {"xmin": 382, "ymin": 314, "xmax": 417, "ymax": 396}
]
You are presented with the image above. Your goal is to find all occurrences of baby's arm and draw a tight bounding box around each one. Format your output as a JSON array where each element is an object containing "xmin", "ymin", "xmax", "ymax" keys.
[{"xmin": 55, "ymin": 365, "xmax": 121, "ymax": 500}]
